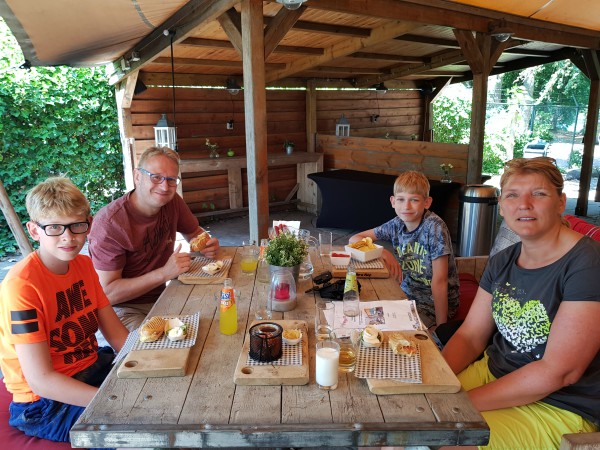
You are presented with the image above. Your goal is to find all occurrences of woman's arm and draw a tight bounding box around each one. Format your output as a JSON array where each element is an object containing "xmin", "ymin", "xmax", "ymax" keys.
[
  {"xmin": 430, "ymin": 255, "xmax": 449, "ymax": 327},
  {"xmin": 15, "ymin": 342, "xmax": 98, "ymax": 407},
  {"xmin": 466, "ymin": 300, "xmax": 600, "ymax": 412},
  {"xmin": 442, "ymin": 287, "xmax": 496, "ymax": 373}
]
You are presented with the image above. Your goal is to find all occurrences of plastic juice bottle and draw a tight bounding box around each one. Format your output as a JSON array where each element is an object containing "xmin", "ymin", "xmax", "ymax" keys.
[
  {"xmin": 342, "ymin": 262, "xmax": 360, "ymax": 317},
  {"xmin": 220, "ymin": 278, "xmax": 238, "ymax": 335}
]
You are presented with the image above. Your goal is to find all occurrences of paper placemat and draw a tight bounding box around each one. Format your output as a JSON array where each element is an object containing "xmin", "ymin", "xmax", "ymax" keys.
[
  {"xmin": 128, "ymin": 312, "xmax": 200, "ymax": 351},
  {"xmin": 245, "ymin": 338, "xmax": 303, "ymax": 366},
  {"xmin": 180, "ymin": 257, "xmax": 232, "ymax": 279},
  {"xmin": 354, "ymin": 341, "xmax": 422, "ymax": 383}
]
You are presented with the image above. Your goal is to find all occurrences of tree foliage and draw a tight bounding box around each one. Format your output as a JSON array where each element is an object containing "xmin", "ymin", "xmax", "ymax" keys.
[{"xmin": 0, "ymin": 19, "xmax": 125, "ymax": 257}]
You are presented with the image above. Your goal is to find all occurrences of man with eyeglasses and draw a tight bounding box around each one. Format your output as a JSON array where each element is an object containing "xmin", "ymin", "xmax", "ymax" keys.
[{"xmin": 88, "ymin": 146, "xmax": 220, "ymax": 332}]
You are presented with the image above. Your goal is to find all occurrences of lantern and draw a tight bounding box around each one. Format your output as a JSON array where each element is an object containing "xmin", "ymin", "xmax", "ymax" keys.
[
  {"xmin": 336, "ymin": 114, "xmax": 350, "ymax": 137},
  {"xmin": 154, "ymin": 114, "xmax": 177, "ymax": 149}
]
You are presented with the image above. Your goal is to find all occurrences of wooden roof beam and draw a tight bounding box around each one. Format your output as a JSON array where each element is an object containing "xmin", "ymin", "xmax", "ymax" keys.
[
  {"xmin": 265, "ymin": 20, "xmax": 421, "ymax": 83},
  {"xmin": 218, "ymin": 8, "xmax": 243, "ymax": 56},
  {"xmin": 181, "ymin": 37, "xmax": 324, "ymax": 55},
  {"xmin": 263, "ymin": 16, "xmax": 370, "ymax": 37},
  {"xmin": 110, "ymin": 0, "xmax": 238, "ymax": 85},
  {"xmin": 264, "ymin": 5, "xmax": 306, "ymax": 57},
  {"xmin": 308, "ymin": 0, "xmax": 600, "ymax": 48},
  {"xmin": 350, "ymin": 52, "xmax": 426, "ymax": 63},
  {"xmin": 152, "ymin": 57, "xmax": 285, "ymax": 70}
]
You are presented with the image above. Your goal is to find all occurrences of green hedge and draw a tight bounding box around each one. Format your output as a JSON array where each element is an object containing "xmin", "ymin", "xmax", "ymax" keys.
[{"xmin": 0, "ymin": 20, "xmax": 125, "ymax": 257}]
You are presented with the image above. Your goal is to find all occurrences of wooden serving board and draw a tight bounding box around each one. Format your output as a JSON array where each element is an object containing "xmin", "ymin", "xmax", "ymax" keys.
[
  {"xmin": 234, "ymin": 320, "xmax": 309, "ymax": 386},
  {"xmin": 367, "ymin": 330, "xmax": 461, "ymax": 395},
  {"xmin": 332, "ymin": 259, "xmax": 389, "ymax": 279},
  {"xmin": 117, "ymin": 348, "xmax": 191, "ymax": 379}
]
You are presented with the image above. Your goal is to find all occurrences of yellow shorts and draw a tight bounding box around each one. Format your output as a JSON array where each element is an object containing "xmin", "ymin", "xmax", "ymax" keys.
[{"xmin": 458, "ymin": 353, "xmax": 598, "ymax": 450}]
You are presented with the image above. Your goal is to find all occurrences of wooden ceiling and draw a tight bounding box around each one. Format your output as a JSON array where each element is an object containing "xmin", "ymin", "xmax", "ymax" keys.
[{"xmin": 116, "ymin": 0, "xmax": 600, "ymax": 91}]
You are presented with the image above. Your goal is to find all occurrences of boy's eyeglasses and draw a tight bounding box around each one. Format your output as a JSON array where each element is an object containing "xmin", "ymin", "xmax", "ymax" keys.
[
  {"xmin": 36, "ymin": 221, "xmax": 90, "ymax": 236},
  {"xmin": 137, "ymin": 168, "xmax": 181, "ymax": 187}
]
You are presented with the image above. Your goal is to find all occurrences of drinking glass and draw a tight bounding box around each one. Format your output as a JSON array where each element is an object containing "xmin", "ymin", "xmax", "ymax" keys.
[
  {"xmin": 316, "ymin": 340, "xmax": 340, "ymax": 390},
  {"xmin": 332, "ymin": 328, "xmax": 360, "ymax": 373},
  {"xmin": 315, "ymin": 300, "xmax": 334, "ymax": 341},
  {"xmin": 319, "ymin": 231, "xmax": 332, "ymax": 257},
  {"xmin": 241, "ymin": 241, "xmax": 259, "ymax": 274}
]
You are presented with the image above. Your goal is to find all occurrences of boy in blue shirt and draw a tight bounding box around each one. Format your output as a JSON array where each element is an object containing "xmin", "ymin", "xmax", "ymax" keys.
[{"xmin": 349, "ymin": 170, "xmax": 459, "ymax": 330}]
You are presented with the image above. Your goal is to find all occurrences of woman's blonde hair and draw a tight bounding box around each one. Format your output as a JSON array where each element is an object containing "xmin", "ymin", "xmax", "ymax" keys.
[
  {"xmin": 393, "ymin": 170, "xmax": 430, "ymax": 198},
  {"xmin": 138, "ymin": 146, "xmax": 180, "ymax": 168},
  {"xmin": 26, "ymin": 177, "xmax": 90, "ymax": 223},
  {"xmin": 500, "ymin": 157, "xmax": 563, "ymax": 196}
]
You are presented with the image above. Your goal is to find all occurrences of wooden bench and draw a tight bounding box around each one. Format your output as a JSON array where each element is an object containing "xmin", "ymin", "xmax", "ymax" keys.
[{"xmin": 560, "ymin": 432, "xmax": 600, "ymax": 449}]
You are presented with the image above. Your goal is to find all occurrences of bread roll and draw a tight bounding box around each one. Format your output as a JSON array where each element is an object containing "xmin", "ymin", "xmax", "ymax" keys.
[
  {"xmin": 190, "ymin": 231, "xmax": 210, "ymax": 252},
  {"xmin": 388, "ymin": 332, "xmax": 417, "ymax": 357},
  {"xmin": 139, "ymin": 316, "xmax": 165, "ymax": 342}
]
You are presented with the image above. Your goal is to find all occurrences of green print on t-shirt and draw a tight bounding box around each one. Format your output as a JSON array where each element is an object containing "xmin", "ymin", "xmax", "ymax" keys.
[{"xmin": 492, "ymin": 282, "xmax": 551, "ymax": 353}]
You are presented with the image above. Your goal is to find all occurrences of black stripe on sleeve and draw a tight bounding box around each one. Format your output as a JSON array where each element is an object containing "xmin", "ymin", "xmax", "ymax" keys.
[
  {"xmin": 11, "ymin": 309, "xmax": 38, "ymax": 321},
  {"xmin": 12, "ymin": 322, "xmax": 39, "ymax": 334}
]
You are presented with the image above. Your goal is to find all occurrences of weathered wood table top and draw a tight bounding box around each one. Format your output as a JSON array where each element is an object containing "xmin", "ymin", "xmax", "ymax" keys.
[{"xmin": 71, "ymin": 247, "xmax": 489, "ymax": 448}]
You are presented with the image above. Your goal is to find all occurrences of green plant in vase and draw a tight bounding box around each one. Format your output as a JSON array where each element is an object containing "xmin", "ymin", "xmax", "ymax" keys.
[
  {"xmin": 206, "ymin": 138, "xmax": 220, "ymax": 158},
  {"xmin": 283, "ymin": 140, "xmax": 295, "ymax": 154},
  {"xmin": 265, "ymin": 230, "xmax": 308, "ymax": 281}
]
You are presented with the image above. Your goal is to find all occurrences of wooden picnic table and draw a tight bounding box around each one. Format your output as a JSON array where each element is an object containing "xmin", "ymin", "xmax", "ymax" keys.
[{"xmin": 70, "ymin": 247, "xmax": 489, "ymax": 448}]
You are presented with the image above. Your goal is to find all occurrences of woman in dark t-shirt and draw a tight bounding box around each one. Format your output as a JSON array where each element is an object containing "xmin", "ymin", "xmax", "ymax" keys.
[{"xmin": 442, "ymin": 157, "xmax": 600, "ymax": 449}]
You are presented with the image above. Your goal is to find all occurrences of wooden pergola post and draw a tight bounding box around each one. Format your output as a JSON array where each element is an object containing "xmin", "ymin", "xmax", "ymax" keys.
[
  {"xmin": 0, "ymin": 179, "xmax": 33, "ymax": 256},
  {"xmin": 242, "ymin": 0, "xmax": 269, "ymax": 242}
]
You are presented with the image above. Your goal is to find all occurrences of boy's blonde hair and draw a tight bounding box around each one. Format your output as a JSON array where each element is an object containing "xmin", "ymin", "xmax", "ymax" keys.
[
  {"xmin": 138, "ymin": 146, "xmax": 180, "ymax": 168},
  {"xmin": 393, "ymin": 170, "xmax": 430, "ymax": 198},
  {"xmin": 26, "ymin": 177, "xmax": 90, "ymax": 223}
]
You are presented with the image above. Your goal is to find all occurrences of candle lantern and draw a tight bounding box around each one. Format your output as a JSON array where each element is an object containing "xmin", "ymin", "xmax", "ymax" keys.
[
  {"xmin": 154, "ymin": 113, "xmax": 177, "ymax": 149},
  {"xmin": 269, "ymin": 268, "xmax": 297, "ymax": 312},
  {"xmin": 336, "ymin": 113, "xmax": 350, "ymax": 137}
]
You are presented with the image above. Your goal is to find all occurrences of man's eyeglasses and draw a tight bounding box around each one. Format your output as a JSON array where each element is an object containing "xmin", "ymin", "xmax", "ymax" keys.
[
  {"xmin": 137, "ymin": 168, "xmax": 181, "ymax": 187},
  {"xmin": 36, "ymin": 221, "xmax": 90, "ymax": 237}
]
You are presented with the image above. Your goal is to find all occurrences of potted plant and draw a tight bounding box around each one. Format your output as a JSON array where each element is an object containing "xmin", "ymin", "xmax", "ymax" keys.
[
  {"xmin": 206, "ymin": 138, "xmax": 220, "ymax": 158},
  {"xmin": 264, "ymin": 230, "xmax": 308, "ymax": 281},
  {"xmin": 283, "ymin": 140, "xmax": 295, "ymax": 155}
]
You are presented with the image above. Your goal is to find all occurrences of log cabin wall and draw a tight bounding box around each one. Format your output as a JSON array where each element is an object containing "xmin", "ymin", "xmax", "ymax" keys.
[
  {"xmin": 127, "ymin": 85, "xmax": 460, "ymax": 218},
  {"xmin": 316, "ymin": 89, "xmax": 424, "ymax": 141},
  {"xmin": 315, "ymin": 135, "xmax": 469, "ymax": 184},
  {"xmin": 129, "ymin": 87, "xmax": 309, "ymax": 216}
]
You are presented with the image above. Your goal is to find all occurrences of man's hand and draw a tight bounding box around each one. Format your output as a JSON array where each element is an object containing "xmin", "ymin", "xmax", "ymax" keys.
[
  {"xmin": 201, "ymin": 237, "xmax": 220, "ymax": 259},
  {"xmin": 162, "ymin": 243, "xmax": 191, "ymax": 280},
  {"xmin": 382, "ymin": 249, "xmax": 402, "ymax": 281}
]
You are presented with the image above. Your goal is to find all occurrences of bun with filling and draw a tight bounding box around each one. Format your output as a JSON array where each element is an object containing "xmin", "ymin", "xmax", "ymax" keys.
[
  {"xmin": 139, "ymin": 316, "xmax": 166, "ymax": 342},
  {"xmin": 190, "ymin": 231, "xmax": 210, "ymax": 252},
  {"xmin": 388, "ymin": 332, "xmax": 417, "ymax": 357}
]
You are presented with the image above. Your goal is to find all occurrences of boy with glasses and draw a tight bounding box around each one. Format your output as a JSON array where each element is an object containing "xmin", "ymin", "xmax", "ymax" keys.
[
  {"xmin": 89, "ymin": 146, "xmax": 219, "ymax": 332},
  {"xmin": 0, "ymin": 177, "xmax": 128, "ymax": 446}
]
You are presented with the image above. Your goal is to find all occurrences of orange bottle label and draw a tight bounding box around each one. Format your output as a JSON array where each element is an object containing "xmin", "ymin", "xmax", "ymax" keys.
[{"xmin": 220, "ymin": 287, "xmax": 235, "ymax": 312}]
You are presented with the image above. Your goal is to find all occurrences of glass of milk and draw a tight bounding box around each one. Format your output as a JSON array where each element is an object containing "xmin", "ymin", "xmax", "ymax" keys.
[{"xmin": 316, "ymin": 340, "xmax": 340, "ymax": 390}]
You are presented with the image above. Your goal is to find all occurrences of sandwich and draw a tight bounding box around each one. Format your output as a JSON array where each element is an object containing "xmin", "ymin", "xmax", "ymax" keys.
[
  {"xmin": 388, "ymin": 332, "xmax": 418, "ymax": 357},
  {"xmin": 202, "ymin": 260, "xmax": 224, "ymax": 275},
  {"xmin": 139, "ymin": 316, "xmax": 166, "ymax": 343},
  {"xmin": 190, "ymin": 231, "xmax": 210, "ymax": 252}
]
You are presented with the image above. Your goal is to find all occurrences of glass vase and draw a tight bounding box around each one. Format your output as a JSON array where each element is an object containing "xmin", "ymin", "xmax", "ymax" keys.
[
  {"xmin": 441, "ymin": 172, "xmax": 452, "ymax": 183},
  {"xmin": 209, "ymin": 148, "xmax": 220, "ymax": 158}
]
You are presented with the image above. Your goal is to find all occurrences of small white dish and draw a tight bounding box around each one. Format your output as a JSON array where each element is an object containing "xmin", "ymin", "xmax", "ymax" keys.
[
  {"xmin": 282, "ymin": 329, "xmax": 302, "ymax": 345},
  {"xmin": 345, "ymin": 244, "xmax": 384, "ymax": 262},
  {"xmin": 330, "ymin": 252, "xmax": 351, "ymax": 266}
]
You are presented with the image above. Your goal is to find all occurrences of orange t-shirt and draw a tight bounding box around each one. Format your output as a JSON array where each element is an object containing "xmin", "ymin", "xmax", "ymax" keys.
[{"xmin": 0, "ymin": 252, "xmax": 110, "ymax": 403}]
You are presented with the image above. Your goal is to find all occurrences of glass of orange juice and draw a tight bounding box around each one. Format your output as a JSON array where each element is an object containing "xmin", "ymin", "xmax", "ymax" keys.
[{"xmin": 241, "ymin": 241, "xmax": 259, "ymax": 274}]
